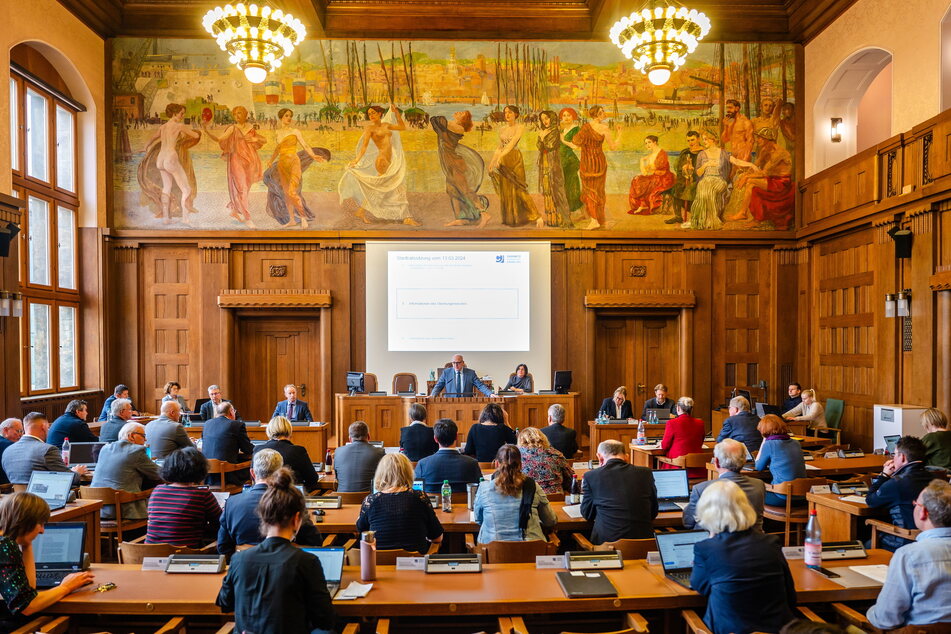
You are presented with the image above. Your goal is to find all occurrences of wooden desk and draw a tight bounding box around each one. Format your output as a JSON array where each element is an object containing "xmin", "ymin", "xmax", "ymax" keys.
[
  {"xmin": 710, "ymin": 409, "xmax": 727, "ymax": 437},
  {"xmin": 185, "ymin": 423, "xmax": 329, "ymax": 461},
  {"xmin": 52, "ymin": 499, "xmax": 103, "ymax": 562},
  {"xmin": 589, "ymin": 422, "xmax": 666, "ymax": 459},
  {"xmin": 630, "ymin": 442, "xmax": 712, "ymax": 469},
  {"xmin": 707, "ymin": 454, "xmax": 888, "ymax": 481},
  {"xmin": 807, "ymin": 492, "xmax": 885, "ymax": 542}
]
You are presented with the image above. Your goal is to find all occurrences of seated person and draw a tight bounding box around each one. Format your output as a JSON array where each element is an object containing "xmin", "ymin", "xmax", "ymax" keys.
[
  {"xmin": 782, "ymin": 388, "xmax": 827, "ymax": 431},
  {"xmin": 581, "ymin": 440, "xmax": 658, "ymax": 544},
  {"xmin": 683, "ymin": 439, "xmax": 765, "ymax": 532},
  {"xmin": 541, "ymin": 404, "xmax": 577, "ymax": 459},
  {"xmin": 146, "ymin": 447, "xmax": 221, "ymax": 547},
  {"xmin": 201, "ymin": 401, "xmax": 254, "ymax": 486},
  {"xmin": 99, "ymin": 398, "xmax": 134, "ymax": 443},
  {"xmin": 161, "ymin": 381, "xmax": 189, "ymax": 412},
  {"xmin": 399, "ymin": 403, "xmax": 438, "ymax": 462},
  {"xmin": 921, "ymin": 408, "xmax": 951, "ymax": 470},
  {"xmin": 48, "ymin": 399, "xmax": 98, "ymax": 448},
  {"xmin": 217, "ymin": 468, "xmax": 335, "ymax": 634},
  {"xmin": 217, "ymin": 448, "xmax": 321, "ymax": 557},
  {"xmin": 145, "ymin": 401, "xmax": 193, "ymax": 460},
  {"xmin": 597, "ymin": 386, "xmax": 633, "ymax": 420},
  {"xmin": 356, "ymin": 453, "xmax": 444, "ymax": 554},
  {"xmin": 253, "ymin": 416, "xmax": 320, "ymax": 492},
  {"xmin": 865, "ymin": 435, "xmax": 935, "ymax": 552},
  {"xmin": 90, "ymin": 422, "xmax": 162, "ymax": 520},
  {"xmin": 641, "ymin": 383, "xmax": 677, "ymax": 420},
  {"xmin": 463, "ymin": 403, "xmax": 517, "ymax": 463},
  {"xmin": 414, "ymin": 419, "xmax": 482, "ymax": 494},
  {"xmin": 717, "ymin": 396, "xmax": 763, "ymax": 453},
  {"xmin": 660, "ymin": 397, "xmax": 706, "ymax": 478},
  {"xmin": 2, "ymin": 412, "xmax": 86, "ymax": 486},
  {"xmin": 99, "ymin": 384, "xmax": 136, "ymax": 422},
  {"xmin": 0, "ymin": 492, "xmax": 95, "ymax": 630},
  {"xmin": 474, "ymin": 444, "xmax": 556, "ymax": 544},
  {"xmin": 517, "ymin": 427, "xmax": 573, "ymax": 496},
  {"xmin": 271, "ymin": 384, "xmax": 313, "ymax": 423},
  {"xmin": 0, "ymin": 418, "xmax": 23, "ymax": 485},
  {"xmin": 430, "ymin": 354, "xmax": 493, "ymax": 397},
  {"xmin": 333, "ymin": 421, "xmax": 385, "ymax": 493},
  {"xmin": 691, "ymin": 480, "xmax": 796, "ymax": 634},
  {"xmin": 782, "ymin": 383, "xmax": 802, "ymax": 413},
  {"xmin": 754, "ymin": 415, "xmax": 806, "ymax": 507},
  {"xmin": 502, "ymin": 363, "xmax": 533, "ymax": 393},
  {"xmin": 866, "ymin": 480, "xmax": 951, "ymax": 629},
  {"xmin": 200, "ymin": 385, "xmax": 238, "ymax": 422}
]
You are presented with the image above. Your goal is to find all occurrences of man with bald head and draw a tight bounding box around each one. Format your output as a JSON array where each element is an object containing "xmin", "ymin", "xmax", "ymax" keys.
[
  {"xmin": 145, "ymin": 400, "xmax": 193, "ymax": 460},
  {"xmin": 430, "ymin": 354, "xmax": 493, "ymax": 397}
]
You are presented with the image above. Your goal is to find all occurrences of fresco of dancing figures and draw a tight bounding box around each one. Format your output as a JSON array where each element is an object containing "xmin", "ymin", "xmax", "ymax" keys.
[{"xmin": 112, "ymin": 39, "xmax": 797, "ymax": 232}]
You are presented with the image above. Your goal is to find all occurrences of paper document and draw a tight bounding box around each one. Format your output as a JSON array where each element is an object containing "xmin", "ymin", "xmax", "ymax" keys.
[
  {"xmin": 849, "ymin": 565, "xmax": 889, "ymax": 584},
  {"xmin": 336, "ymin": 581, "xmax": 373, "ymax": 600},
  {"xmin": 839, "ymin": 495, "xmax": 868, "ymax": 505},
  {"xmin": 563, "ymin": 505, "xmax": 583, "ymax": 519},
  {"xmin": 805, "ymin": 464, "xmax": 820, "ymax": 470},
  {"xmin": 212, "ymin": 492, "xmax": 230, "ymax": 509}
]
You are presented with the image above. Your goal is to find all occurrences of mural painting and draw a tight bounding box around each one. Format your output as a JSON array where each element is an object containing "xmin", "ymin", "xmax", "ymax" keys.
[{"xmin": 112, "ymin": 39, "xmax": 797, "ymax": 232}]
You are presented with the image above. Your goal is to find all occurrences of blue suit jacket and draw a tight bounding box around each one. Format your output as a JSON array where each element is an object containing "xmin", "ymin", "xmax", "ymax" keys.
[
  {"xmin": 217, "ymin": 483, "xmax": 322, "ymax": 557},
  {"xmin": 414, "ymin": 448, "xmax": 483, "ymax": 493},
  {"xmin": 272, "ymin": 400, "xmax": 313, "ymax": 422},
  {"xmin": 430, "ymin": 367, "xmax": 492, "ymax": 397},
  {"xmin": 48, "ymin": 413, "xmax": 99, "ymax": 449}
]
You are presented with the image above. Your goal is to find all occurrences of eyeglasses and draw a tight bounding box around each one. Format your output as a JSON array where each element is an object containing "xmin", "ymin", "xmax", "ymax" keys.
[{"xmin": 451, "ymin": 361, "xmax": 464, "ymax": 365}]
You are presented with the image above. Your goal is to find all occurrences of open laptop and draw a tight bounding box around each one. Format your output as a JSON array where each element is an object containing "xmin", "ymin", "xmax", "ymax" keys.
[
  {"xmin": 302, "ymin": 547, "xmax": 345, "ymax": 596},
  {"xmin": 645, "ymin": 408, "xmax": 674, "ymax": 421},
  {"xmin": 755, "ymin": 403, "xmax": 784, "ymax": 418},
  {"xmin": 27, "ymin": 471, "xmax": 75, "ymax": 510},
  {"xmin": 33, "ymin": 522, "xmax": 87, "ymax": 588},
  {"xmin": 654, "ymin": 530, "xmax": 708, "ymax": 589},
  {"xmin": 884, "ymin": 435, "xmax": 901, "ymax": 455},
  {"xmin": 69, "ymin": 442, "xmax": 107, "ymax": 469},
  {"xmin": 651, "ymin": 469, "xmax": 690, "ymax": 512}
]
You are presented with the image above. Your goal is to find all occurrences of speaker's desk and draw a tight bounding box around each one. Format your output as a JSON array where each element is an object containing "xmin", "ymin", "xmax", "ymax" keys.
[
  {"xmin": 589, "ymin": 421, "xmax": 667, "ymax": 459},
  {"xmin": 183, "ymin": 422, "xmax": 329, "ymax": 462}
]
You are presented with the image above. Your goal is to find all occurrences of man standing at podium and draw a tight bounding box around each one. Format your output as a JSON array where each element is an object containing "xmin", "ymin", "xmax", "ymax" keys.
[{"xmin": 431, "ymin": 355, "xmax": 493, "ymax": 397}]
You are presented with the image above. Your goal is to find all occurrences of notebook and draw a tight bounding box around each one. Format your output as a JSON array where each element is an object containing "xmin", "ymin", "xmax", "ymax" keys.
[
  {"xmin": 27, "ymin": 471, "xmax": 75, "ymax": 510},
  {"xmin": 655, "ymin": 530, "xmax": 708, "ymax": 589},
  {"xmin": 555, "ymin": 570, "xmax": 618, "ymax": 598},
  {"xmin": 33, "ymin": 522, "xmax": 87, "ymax": 588},
  {"xmin": 651, "ymin": 469, "xmax": 689, "ymax": 512},
  {"xmin": 302, "ymin": 547, "xmax": 346, "ymax": 596}
]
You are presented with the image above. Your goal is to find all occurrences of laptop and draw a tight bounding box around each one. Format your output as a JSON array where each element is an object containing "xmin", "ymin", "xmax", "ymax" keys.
[
  {"xmin": 302, "ymin": 547, "xmax": 345, "ymax": 596},
  {"xmin": 69, "ymin": 442, "xmax": 107, "ymax": 469},
  {"xmin": 755, "ymin": 403, "xmax": 784, "ymax": 418},
  {"xmin": 645, "ymin": 408, "xmax": 673, "ymax": 421},
  {"xmin": 654, "ymin": 530, "xmax": 708, "ymax": 589},
  {"xmin": 27, "ymin": 471, "xmax": 75, "ymax": 510},
  {"xmin": 33, "ymin": 522, "xmax": 87, "ymax": 588},
  {"xmin": 651, "ymin": 469, "xmax": 690, "ymax": 512},
  {"xmin": 884, "ymin": 435, "xmax": 900, "ymax": 454}
]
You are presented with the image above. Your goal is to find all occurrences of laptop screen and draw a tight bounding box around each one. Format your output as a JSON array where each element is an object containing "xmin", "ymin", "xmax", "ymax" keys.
[
  {"xmin": 651, "ymin": 469, "xmax": 689, "ymax": 500},
  {"xmin": 33, "ymin": 523, "xmax": 86, "ymax": 569},
  {"xmin": 884, "ymin": 435, "xmax": 900, "ymax": 453},
  {"xmin": 655, "ymin": 530, "xmax": 708, "ymax": 572},
  {"xmin": 27, "ymin": 472, "xmax": 74, "ymax": 506},
  {"xmin": 69, "ymin": 442, "xmax": 107, "ymax": 464},
  {"xmin": 302, "ymin": 547, "xmax": 345, "ymax": 583}
]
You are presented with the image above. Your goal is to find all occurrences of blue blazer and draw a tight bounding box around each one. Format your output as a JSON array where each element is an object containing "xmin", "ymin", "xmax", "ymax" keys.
[
  {"xmin": 414, "ymin": 449, "xmax": 483, "ymax": 493},
  {"xmin": 48, "ymin": 413, "xmax": 99, "ymax": 449},
  {"xmin": 272, "ymin": 400, "xmax": 313, "ymax": 422},
  {"xmin": 716, "ymin": 411, "xmax": 764, "ymax": 453},
  {"xmin": 217, "ymin": 483, "xmax": 322, "ymax": 557},
  {"xmin": 430, "ymin": 367, "xmax": 492, "ymax": 397}
]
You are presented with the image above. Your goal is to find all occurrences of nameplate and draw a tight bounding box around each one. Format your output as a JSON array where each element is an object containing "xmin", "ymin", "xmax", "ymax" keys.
[
  {"xmin": 141, "ymin": 557, "xmax": 170, "ymax": 571},
  {"xmin": 646, "ymin": 551, "xmax": 660, "ymax": 565},
  {"xmin": 572, "ymin": 461, "xmax": 593, "ymax": 470},
  {"xmin": 535, "ymin": 555, "xmax": 564, "ymax": 569},
  {"xmin": 395, "ymin": 557, "xmax": 426, "ymax": 571},
  {"xmin": 782, "ymin": 547, "xmax": 804, "ymax": 560},
  {"xmin": 824, "ymin": 451, "xmax": 839, "ymax": 459},
  {"xmin": 810, "ymin": 485, "xmax": 832, "ymax": 495}
]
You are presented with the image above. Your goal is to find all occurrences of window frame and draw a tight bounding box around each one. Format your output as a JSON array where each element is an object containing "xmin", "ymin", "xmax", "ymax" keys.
[
  {"xmin": 53, "ymin": 103, "xmax": 77, "ymax": 196},
  {"xmin": 10, "ymin": 75, "xmax": 21, "ymax": 176}
]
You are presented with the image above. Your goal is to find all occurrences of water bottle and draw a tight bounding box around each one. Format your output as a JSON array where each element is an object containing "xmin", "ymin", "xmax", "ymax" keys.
[
  {"xmin": 441, "ymin": 480, "xmax": 453, "ymax": 513},
  {"xmin": 61, "ymin": 438, "xmax": 71, "ymax": 466},
  {"xmin": 360, "ymin": 531, "xmax": 377, "ymax": 582},
  {"xmin": 145, "ymin": 445, "xmax": 151, "ymax": 460},
  {"xmin": 637, "ymin": 419, "xmax": 646, "ymax": 445},
  {"xmin": 804, "ymin": 509, "xmax": 822, "ymax": 569},
  {"xmin": 569, "ymin": 475, "xmax": 582, "ymax": 504},
  {"xmin": 324, "ymin": 449, "xmax": 333, "ymax": 474}
]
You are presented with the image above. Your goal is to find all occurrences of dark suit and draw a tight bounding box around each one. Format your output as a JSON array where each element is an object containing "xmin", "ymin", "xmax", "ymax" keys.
[
  {"xmin": 253, "ymin": 439, "xmax": 320, "ymax": 492},
  {"xmin": 865, "ymin": 461, "xmax": 936, "ymax": 551},
  {"xmin": 782, "ymin": 395, "xmax": 802, "ymax": 413},
  {"xmin": 201, "ymin": 399, "xmax": 238, "ymax": 422},
  {"xmin": 333, "ymin": 440, "xmax": 384, "ymax": 492},
  {"xmin": 541, "ymin": 423, "xmax": 578, "ymax": 460},
  {"xmin": 597, "ymin": 398, "xmax": 634, "ymax": 420},
  {"xmin": 414, "ymin": 448, "xmax": 483, "ymax": 493},
  {"xmin": 202, "ymin": 417, "xmax": 254, "ymax": 486},
  {"xmin": 48, "ymin": 413, "xmax": 98, "ymax": 449},
  {"xmin": 716, "ymin": 411, "xmax": 764, "ymax": 453},
  {"xmin": 217, "ymin": 483, "xmax": 322, "ymax": 557},
  {"xmin": 430, "ymin": 367, "xmax": 492, "ymax": 397},
  {"xmin": 400, "ymin": 423, "xmax": 438, "ymax": 462},
  {"xmin": 272, "ymin": 400, "xmax": 313, "ymax": 423},
  {"xmin": 0, "ymin": 438, "xmax": 14, "ymax": 485},
  {"xmin": 640, "ymin": 397, "xmax": 677, "ymax": 420},
  {"xmin": 580, "ymin": 458, "xmax": 657, "ymax": 544}
]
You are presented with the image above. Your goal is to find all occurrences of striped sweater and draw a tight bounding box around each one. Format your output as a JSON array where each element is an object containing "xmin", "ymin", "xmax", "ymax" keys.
[{"xmin": 146, "ymin": 484, "xmax": 222, "ymax": 547}]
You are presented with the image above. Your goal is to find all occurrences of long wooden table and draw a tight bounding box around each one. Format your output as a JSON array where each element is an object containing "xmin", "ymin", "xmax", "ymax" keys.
[
  {"xmin": 589, "ymin": 422, "xmax": 667, "ymax": 459},
  {"xmin": 807, "ymin": 492, "xmax": 885, "ymax": 542},
  {"xmin": 630, "ymin": 442, "xmax": 713, "ymax": 469},
  {"xmin": 706, "ymin": 454, "xmax": 888, "ymax": 480},
  {"xmin": 184, "ymin": 423, "xmax": 329, "ymax": 461}
]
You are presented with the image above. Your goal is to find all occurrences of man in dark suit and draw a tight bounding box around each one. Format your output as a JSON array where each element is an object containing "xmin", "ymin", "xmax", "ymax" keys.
[
  {"xmin": 0, "ymin": 418, "xmax": 24, "ymax": 485},
  {"xmin": 333, "ymin": 421, "xmax": 384, "ymax": 492},
  {"xmin": 597, "ymin": 387, "xmax": 634, "ymax": 420},
  {"xmin": 866, "ymin": 435, "xmax": 936, "ymax": 551},
  {"xmin": 541, "ymin": 404, "xmax": 577, "ymax": 459},
  {"xmin": 716, "ymin": 396, "xmax": 764, "ymax": 454},
  {"xmin": 271, "ymin": 384, "xmax": 313, "ymax": 423},
  {"xmin": 640, "ymin": 384, "xmax": 678, "ymax": 420},
  {"xmin": 48, "ymin": 399, "xmax": 99, "ymax": 449},
  {"xmin": 202, "ymin": 401, "xmax": 254, "ymax": 486},
  {"xmin": 200, "ymin": 385, "xmax": 238, "ymax": 421},
  {"xmin": 430, "ymin": 355, "xmax": 493, "ymax": 397},
  {"xmin": 400, "ymin": 403, "xmax": 438, "ymax": 462},
  {"xmin": 99, "ymin": 384, "xmax": 137, "ymax": 422},
  {"xmin": 2, "ymin": 412, "xmax": 86, "ymax": 486},
  {"xmin": 581, "ymin": 439, "xmax": 657, "ymax": 544},
  {"xmin": 415, "ymin": 419, "xmax": 482, "ymax": 493},
  {"xmin": 782, "ymin": 383, "xmax": 802, "ymax": 413}
]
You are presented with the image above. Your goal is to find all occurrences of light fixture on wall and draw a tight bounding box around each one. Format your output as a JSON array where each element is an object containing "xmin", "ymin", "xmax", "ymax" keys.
[
  {"xmin": 831, "ymin": 117, "xmax": 843, "ymax": 143},
  {"xmin": 885, "ymin": 289, "xmax": 911, "ymax": 318},
  {"xmin": 884, "ymin": 293, "xmax": 896, "ymax": 318},
  {"xmin": 0, "ymin": 293, "xmax": 9, "ymax": 318},
  {"xmin": 11, "ymin": 293, "xmax": 21, "ymax": 318},
  {"xmin": 202, "ymin": 3, "xmax": 306, "ymax": 84},
  {"xmin": 609, "ymin": 0, "xmax": 711, "ymax": 86}
]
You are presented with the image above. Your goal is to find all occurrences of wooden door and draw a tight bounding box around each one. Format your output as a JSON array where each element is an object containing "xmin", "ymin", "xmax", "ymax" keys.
[
  {"xmin": 594, "ymin": 315, "xmax": 681, "ymax": 418},
  {"xmin": 235, "ymin": 317, "xmax": 321, "ymax": 424}
]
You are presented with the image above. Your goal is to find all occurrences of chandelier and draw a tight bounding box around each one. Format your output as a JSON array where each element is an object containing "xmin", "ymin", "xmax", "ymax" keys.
[
  {"xmin": 202, "ymin": 3, "xmax": 306, "ymax": 84},
  {"xmin": 610, "ymin": 1, "xmax": 711, "ymax": 86}
]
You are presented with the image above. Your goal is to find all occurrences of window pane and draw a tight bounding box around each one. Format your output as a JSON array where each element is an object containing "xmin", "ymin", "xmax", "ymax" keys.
[
  {"xmin": 29, "ymin": 303, "xmax": 52, "ymax": 391},
  {"xmin": 57, "ymin": 206, "xmax": 75, "ymax": 289},
  {"xmin": 25, "ymin": 87, "xmax": 48, "ymax": 181},
  {"xmin": 9, "ymin": 79, "xmax": 17, "ymax": 172},
  {"xmin": 28, "ymin": 196, "xmax": 50, "ymax": 286},
  {"xmin": 58, "ymin": 305, "xmax": 77, "ymax": 388},
  {"xmin": 55, "ymin": 106, "xmax": 75, "ymax": 191}
]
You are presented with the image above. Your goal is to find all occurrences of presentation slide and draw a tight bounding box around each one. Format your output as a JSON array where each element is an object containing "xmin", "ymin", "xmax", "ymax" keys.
[{"xmin": 388, "ymin": 251, "xmax": 530, "ymax": 351}]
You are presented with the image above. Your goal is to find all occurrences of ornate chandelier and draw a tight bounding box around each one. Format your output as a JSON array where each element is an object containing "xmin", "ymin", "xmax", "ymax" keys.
[
  {"xmin": 202, "ymin": 3, "xmax": 306, "ymax": 84},
  {"xmin": 610, "ymin": 1, "xmax": 711, "ymax": 86}
]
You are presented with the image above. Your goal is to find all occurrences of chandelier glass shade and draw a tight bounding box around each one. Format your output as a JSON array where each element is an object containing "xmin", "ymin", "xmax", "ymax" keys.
[
  {"xmin": 202, "ymin": 3, "xmax": 306, "ymax": 83},
  {"xmin": 610, "ymin": 2, "xmax": 711, "ymax": 85}
]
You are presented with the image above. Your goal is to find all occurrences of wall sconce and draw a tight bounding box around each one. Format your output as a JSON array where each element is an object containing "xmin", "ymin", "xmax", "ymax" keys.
[
  {"xmin": 884, "ymin": 293, "xmax": 896, "ymax": 318},
  {"xmin": 896, "ymin": 290, "xmax": 911, "ymax": 317},
  {"xmin": 0, "ymin": 293, "xmax": 10, "ymax": 318},
  {"xmin": 0, "ymin": 292, "xmax": 22, "ymax": 318},
  {"xmin": 831, "ymin": 117, "xmax": 843, "ymax": 143}
]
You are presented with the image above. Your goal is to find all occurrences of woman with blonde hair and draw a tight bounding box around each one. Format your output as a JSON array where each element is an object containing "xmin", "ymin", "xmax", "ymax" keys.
[
  {"xmin": 356, "ymin": 453, "xmax": 443, "ymax": 554},
  {"xmin": 474, "ymin": 444, "xmax": 556, "ymax": 544},
  {"xmin": 517, "ymin": 427, "xmax": 574, "ymax": 495},
  {"xmin": 921, "ymin": 408, "xmax": 951, "ymax": 469},
  {"xmin": 690, "ymin": 479, "xmax": 796, "ymax": 634},
  {"xmin": 252, "ymin": 416, "xmax": 319, "ymax": 492},
  {"xmin": 782, "ymin": 388, "xmax": 827, "ymax": 430}
]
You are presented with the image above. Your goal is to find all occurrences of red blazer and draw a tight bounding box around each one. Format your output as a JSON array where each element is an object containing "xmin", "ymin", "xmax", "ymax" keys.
[{"xmin": 660, "ymin": 414, "xmax": 706, "ymax": 478}]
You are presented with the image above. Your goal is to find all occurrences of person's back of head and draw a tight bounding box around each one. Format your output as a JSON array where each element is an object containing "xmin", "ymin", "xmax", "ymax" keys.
[
  {"xmin": 161, "ymin": 446, "xmax": 208, "ymax": 484},
  {"xmin": 548, "ymin": 403, "xmax": 565, "ymax": 425},
  {"xmin": 597, "ymin": 439, "xmax": 625, "ymax": 461},
  {"xmin": 373, "ymin": 453, "xmax": 414, "ymax": 492},
  {"xmin": 713, "ymin": 438, "xmax": 747, "ymax": 472},
  {"xmin": 160, "ymin": 400, "xmax": 181, "ymax": 420},
  {"xmin": 0, "ymin": 492, "xmax": 51, "ymax": 541},
  {"xmin": 22, "ymin": 412, "xmax": 48, "ymax": 438},
  {"xmin": 896, "ymin": 435, "xmax": 927, "ymax": 464},
  {"xmin": 408, "ymin": 403, "xmax": 427, "ymax": 423},
  {"xmin": 922, "ymin": 408, "xmax": 949, "ymax": 433},
  {"xmin": 252, "ymin": 448, "xmax": 283, "ymax": 481},
  {"xmin": 729, "ymin": 396, "xmax": 750, "ymax": 412},
  {"xmin": 517, "ymin": 427, "xmax": 549, "ymax": 451},
  {"xmin": 258, "ymin": 467, "xmax": 306, "ymax": 534},
  {"xmin": 695, "ymin": 479, "xmax": 756, "ymax": 535},
  {"xmin": 676, "ymin": 396, "xmax": 694, "ymax": 416},
  {"xmin": 215, "ymin": 400, "xmax": 235, "ymax": 418},
  {"xmin": 493, "ymin": 444, "xmax": 525, "ymax": 497},
  {"xmin": 348, "ymin": 421, "xmax": 369, "ymax": 442},
  {"xmin": 111, "ymin": 398, "xmax": 132, "ymax": 418},
  {"xmin": 479, "ymin": 403, "xmax": 504, "ymax": 426},
  {"xmin": 266, "ymin": 416, "xmax": 292, "ymax": 440},
  {"xmin": 919, "ymin": 480, "xmax": 951, "ymax": 529},
  {"xmin": 113, "ymin": 384, "xmax": 129, "ymax": 397},
  {"xmin": 433, "ymin": 419, "xmax": 458, "ymax": 448},
  {"xmin": 65, "ymin": 399, "xmax": 86, "ymax": 416},
  {"xmin": 118, "ymin": 422, "xmax": 145, "ymax": 443}
]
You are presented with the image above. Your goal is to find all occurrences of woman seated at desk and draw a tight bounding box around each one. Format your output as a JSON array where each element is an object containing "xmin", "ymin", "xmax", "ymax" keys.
[
  {"xmin": 660, "ymin": 397, "xmax": 706, "ymax": 478},
  {"xmin": 517, "ymin": 427, "xmax": 573, "ymax": 495},
  {"xmin": 597, "ymin": 386, "xmax": 633, "ymax": 420},
  {"xmin": 356, "ymin": 453, "xmax": 443, "ymax": 554},
  {"xmin": 921, "ymin": 408, "xmax": 951, "ymax": 470},
  {"xmin": 782, "ymin": 388, "xmax": 827, "ymax": 431},
  {"xmin": 463, "ymin": 403, "xmax": 517, "ymax": 463},
  {"xmin": 253, "ymin": 416, "xmax": 320, "ymax": 493},
  {"xmin": 146, "ymin": 447, "xmax": 222, "ymax": 547},
  {"xmin": 161, "ymin": 381, "xmax": 188, "ymax": 412},
  {"xmin": 502, "ymin": 363, "xmax": 533, "ymax": 393},
  {"xmin": 474, "ymin": 444, "xmax": 556, "ymax": 544},
  {"xmin": 754, "ymin": 415, "xmax": 807, "ymax": 507},
  {"xmin": 0, "ymin": 493, "xmax": 95, "ymax": 630}
]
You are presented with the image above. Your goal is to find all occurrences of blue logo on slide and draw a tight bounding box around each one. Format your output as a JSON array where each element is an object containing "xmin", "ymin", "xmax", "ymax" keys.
[{"xmin": 495, "ymin": 255, "xmax": 504, "ymax": 263}]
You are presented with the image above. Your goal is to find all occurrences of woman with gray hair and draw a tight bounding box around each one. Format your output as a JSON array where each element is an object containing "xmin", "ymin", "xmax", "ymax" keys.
[
  {"xmin": 690, "ymin": 479, "xmax": 796, "ymax": 634},
  {"xmin": 660, "ymin": 397, "xmax": 706, "ymax": 478},
  {"xmin": 90, "ymin": 421, "xmax": 163, "ymax": 520},
  {"xmin": 252, "ymin": 416, "xmax": 319, "ymax": 492}
]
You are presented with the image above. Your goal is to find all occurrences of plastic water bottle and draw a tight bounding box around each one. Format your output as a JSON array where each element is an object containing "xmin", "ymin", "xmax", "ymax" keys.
[
  {"xmin": 61, "ymin": 438, "xmax": 71, "ymax": 466},
  {"xmin": 441, "ymin": 480, "xmax": 453, "ymax": 512},
  {"xmin": 637, "ymin": 419, "xmax": 646, "ymax": 445},
  {"xmin": 804, "ymin": 509, "xmax": 822, "ymax": 569}
]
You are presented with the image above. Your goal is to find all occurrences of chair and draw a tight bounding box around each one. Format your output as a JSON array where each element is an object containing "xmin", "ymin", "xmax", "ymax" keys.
[
  {"xmin": 392, "ymin": 373, "xmax": 418, "ymax": 394},
  {"xmin": 506, "ymin": 372, "xmax": 535, "ymax": 389},
  {"xmin": 478, "ymin": 462, "xmax": 495, "ymax": 470},
  {"xmin": 79, "ymin": 486, "xmax": 153, "ymax": 557},
  {"xmin": 762, "ymin": 477, "xmax": 827, "ymax": 545},
  {"xmin": 345, "ymin": 541, "xmax": 440, "ymax": 565},
  {"xmin": 465, "ymin": 534, "xmax": 560, "ymax": 563},
  {"xmin": 681, "ymin": 610, "xmax": 712, "ymax": 634},
  {"xmin": 546, "ymin": 492, "xmax": 566, "ymax": 503},
  {"xmin": 10, "ymin": 616, "xmax": 70, "ymax": 634},
  {"xmin": 155, "ymin": 617, "xmax": 187, "ymax": 634},
  {"xmin": 12, "ymin": 484, "xmax": 26, "ymax": 493},
  {"xmin": 560, "ymin": 613, "xmax": 650, "ymax": 634},
  {"xmin": 817, "ymin": 398, "xmax": 844, "ymax": 444},
  {"xmin": 572, "ymin": 533, "xmax": 654, "ymax": 559},
  {"xmin": 655, "ymin": 452, "xmax": 714, "ymax": 486},
  {"xmin": 206, "ymin": 459, "xmax": 251, "ymax": 494},
  {"xmin": 214, "ymin": 623, "xmax": 235, "ymax": 634},
  {"xmin": 364, "ymin": 373, "xmax": 379, "ymax": 393},
  {"xmin": 341, "ymin": 621, "xmax": 391, "ymax": 634},
  {"xmin": 831, "ymin": 602, "xmax": 951, "ymax": 633},
  {"xmin": 117, "ymin": 536, "xmax": 216, "ymax": 564},
  {"xmin": 337, "ymin": 491, "xmax": 370, "ymax": 504},
  {"xmin": 866, "ymin": 518, "xmax": 921, "ymax": 548}
]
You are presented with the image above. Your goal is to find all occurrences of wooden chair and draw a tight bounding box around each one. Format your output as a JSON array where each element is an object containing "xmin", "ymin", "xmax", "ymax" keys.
[
  {"xmin": 832, "ymin": 602, "xmax": 951, "ymax": 633},
  {"xmin": 654, "ymin": 452, "xmax": 714, "ymax": 486},
  {"xmin": 558, "ymin": 613, "xmax": 649, "ymax": 634},
  {"xmin": 681, "ymin": 610, "xmax": 712, "ymax": 634},
  {"xmin": 866, "ymin": 518, "xmax": 921, "ymax": 548},
  {"xmin": 79, "ymin": 486, "xmax": 153, "ymax": 557},
  {"xmin": 341, "ymin": 619, "xmax": 390, "ymax": 634},
  {"xmin": 206, "ymin": 459, "xmax": 251, "ymax": 494},
  {"xmin": 117, "ymin": 536, "xmax": 216, "ymax": 564},
  {"xmin": 214, "ymin": 623, "xmax": 235, "ymax": 634},
  {"xmin": 547, "ymin": 492, "xmax": 566, "ymax": 503},
  {"xmin": 345, "ymin": 541, "xmax": 440, "ymax": 565},
  {"xmin": 465, "ymin": 534, "xmax": 560, "ymax": 563},
  {"xmin": 478, "ymin": 462, "xmax": 495, "ymax": 470},
  {"xmin": 762, "ymin": 477, "xmax": 827, "ymax": 545},
  {"xmin": 337, "ymin": 491, "xmax": 370, "ymax": 504},
  {"xmin": 12, "ymin": 484, "xmax": 26, "ymax": 493},
  {"xmin": 155, "ymin": 617, "xmax": 187, "ymax": 634},
  {"xmin": 572, "ymin": 533, "xmax": 654, "ymax": 559},
  {"xmin": 10, "ymin": 616, "xmax": 70, "ymax": 634},
  {"xmin": 364, "ymin": 373, "xmax": 379, "ymax": 393},
  {"xmin": 505, "ymin": 372, "xmax": 535, "ymax": 389},
  {"xmin": 391, "ymin": 373, "xmax": 418, "ymax": 394}
]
